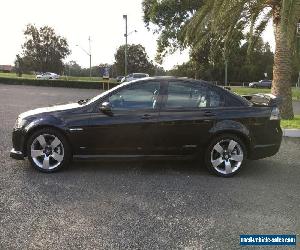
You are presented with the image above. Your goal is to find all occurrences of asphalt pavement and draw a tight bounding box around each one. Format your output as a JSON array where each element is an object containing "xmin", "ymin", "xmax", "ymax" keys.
[{"xmin": 0, "ymin": 84, "xmax": 299, "ymax": 249}]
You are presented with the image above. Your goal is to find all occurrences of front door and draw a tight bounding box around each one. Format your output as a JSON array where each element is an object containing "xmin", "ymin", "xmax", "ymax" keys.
[{"xmin": 85, "ymin": 80, "xmax": 161, "ymax": 155}]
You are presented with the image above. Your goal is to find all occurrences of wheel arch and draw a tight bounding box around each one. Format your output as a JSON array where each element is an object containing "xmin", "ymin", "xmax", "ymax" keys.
[{"xmin": 208, "ymin": 129, "xmax": 252, "ymax": 157}]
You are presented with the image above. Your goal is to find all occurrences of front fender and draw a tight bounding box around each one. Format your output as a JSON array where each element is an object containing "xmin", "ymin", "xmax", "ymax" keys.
[
  {"xmin": 17, "ymin": 115, "xmax": 66, "ymax": 156},
  {"xmin": 24, "ymin": 115, "xmax": 65, "ymax": 133}
]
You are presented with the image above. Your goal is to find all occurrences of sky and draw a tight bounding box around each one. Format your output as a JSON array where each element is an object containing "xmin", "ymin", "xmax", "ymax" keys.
[{"xmin": 0, "ymin": 0, "xmax": 275, "ymax": 70}]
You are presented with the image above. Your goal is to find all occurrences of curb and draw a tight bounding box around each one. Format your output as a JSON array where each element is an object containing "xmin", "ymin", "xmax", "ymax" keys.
[{"xmin": 282, "ymin": 129, "xmax": 300, "ymax": 138}]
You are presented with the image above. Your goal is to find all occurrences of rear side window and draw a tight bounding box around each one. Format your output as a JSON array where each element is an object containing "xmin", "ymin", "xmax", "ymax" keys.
[{"xmin": 165, "ymin": 81, "xmax": 225, "ymax": 109}]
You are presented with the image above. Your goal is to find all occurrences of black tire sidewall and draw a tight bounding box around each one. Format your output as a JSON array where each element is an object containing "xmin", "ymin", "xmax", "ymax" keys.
[
  {"xmin": 27, "ymin": 128, "xmax": 71, "ymax": 173},
  {"xmin": 205, "ymin": 134, "xmax": 247, "ymax": 177}
]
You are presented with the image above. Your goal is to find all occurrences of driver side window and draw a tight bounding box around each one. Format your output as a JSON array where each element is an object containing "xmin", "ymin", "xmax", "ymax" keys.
[{"xmin": 108, "ymin": 81, "xmax": 160, "ymax": 110}]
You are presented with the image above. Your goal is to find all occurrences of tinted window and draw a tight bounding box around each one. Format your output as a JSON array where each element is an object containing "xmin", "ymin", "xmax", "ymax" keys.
[
  {"xmin": 134, "ymin": 74, "xmax": 148, "ymax": 79},
  {"xmin": 165, "ymin": 81, "xmax": 225, "ymax": 109},
  {"xmin": 108, "ymin": 81, "xmax": 160, "ymax": 110}
]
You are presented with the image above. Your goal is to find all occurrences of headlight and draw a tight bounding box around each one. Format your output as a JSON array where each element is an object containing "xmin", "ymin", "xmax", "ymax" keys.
[{"xmin": 14, "ymin": 117, "xmax": 26, "ymax": 129}]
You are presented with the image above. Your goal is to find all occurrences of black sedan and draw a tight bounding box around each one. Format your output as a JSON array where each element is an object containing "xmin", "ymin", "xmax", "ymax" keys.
[{"xmin": 10, "ymin": 77, "xmax": 282, "ymax": 177}]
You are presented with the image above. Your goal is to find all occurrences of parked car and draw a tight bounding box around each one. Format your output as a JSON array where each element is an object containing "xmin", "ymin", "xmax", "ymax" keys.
[
  {"xmin": 121, "ymin": 73, "xmax": 149, "ymax": 82},
  {"xmin": 36, "ymin": 72, "xmax": 60, "ymax": 80},
  {"xmin": 116, "ymin": 76, "xmax": 124, "ymax": 82},
  {"xmin": 249, "ymin": 80, "xmax": 272, "ymax": 88},
  {"xmin": 10, "ymin": 77, "xmax": 282, "ymax": 177}
]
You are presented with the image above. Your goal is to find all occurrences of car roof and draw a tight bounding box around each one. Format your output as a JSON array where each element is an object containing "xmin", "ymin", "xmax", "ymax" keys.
[{"xmin": 135, "ymin": 76, "xmax": 207, "ymax": 83}]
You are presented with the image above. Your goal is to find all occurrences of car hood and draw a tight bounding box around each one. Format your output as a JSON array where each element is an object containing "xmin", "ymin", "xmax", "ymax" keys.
[{"xmin": 19, "ymin": 102, "xmax": 81, "ymax": 119}]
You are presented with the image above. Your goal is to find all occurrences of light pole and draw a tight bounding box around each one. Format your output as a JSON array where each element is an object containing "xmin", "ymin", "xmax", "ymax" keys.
[
  {"xmin": 123, "ymin": 15, "xmax": 128, "ymax": 76},
  {"xmin": 297, "ymin": 21, "xmax": 300, "ymax": 88},
  {"xmin": 123, "ymin": 15, "xmax": 137, "ymax": 77},
  {"xmin": 76, "ymin": 36, "xmax": 92, "ymax": 79},
  {"xmin": 223, "ymin": 46, "xmax": 228, "ymax": 86}
]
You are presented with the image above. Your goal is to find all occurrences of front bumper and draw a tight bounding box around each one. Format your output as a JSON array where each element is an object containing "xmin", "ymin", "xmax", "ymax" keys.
[
  {"xmin": 10, "ymin": 148, "xmax": 24, "ymax": 160},
  {"xmin": 11, "ymin": 127, "xmax": 27, "ymax": 159}
]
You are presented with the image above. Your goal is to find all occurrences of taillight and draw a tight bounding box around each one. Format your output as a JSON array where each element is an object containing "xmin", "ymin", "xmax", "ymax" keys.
[{"xmin": 270, "ymin": 107, "xmax": 280, "ymax": 120}]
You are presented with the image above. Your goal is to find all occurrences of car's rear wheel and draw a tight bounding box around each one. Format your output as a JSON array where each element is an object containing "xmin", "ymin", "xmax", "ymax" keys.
[
  {"xmin": 205, "ymin": 134, "xmax": 246, "ymax": 177},
  {"xmin": 27, "ymin": 128, "xmax": 71, "ymax": 173}
]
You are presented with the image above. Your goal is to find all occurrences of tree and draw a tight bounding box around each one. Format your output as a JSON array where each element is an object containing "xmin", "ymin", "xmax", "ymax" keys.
[
  {"xmin": 168, "ymin": 38, "xmax": 274, "ymax": 83},
  {"xmin": 143, "ymin": 0, "xmax": 203, "ymax": 63},
  {"xmin": 114, "ymin": 44, "xmax": 155, "ymax": 75},
  {"xmin": 143, "ymin": 0, "xmax": 300, "ymax": 119},
  {"xmin": 65, "ymin": 61, "xmax": 82, "ymax": 76},
  {"xmin": 21, "ymin": 24, "xmax": 70, "ymax": 74}
]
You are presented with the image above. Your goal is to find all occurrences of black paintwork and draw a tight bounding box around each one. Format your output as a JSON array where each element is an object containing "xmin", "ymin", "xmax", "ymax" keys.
[{"xmin": 10, "ymin": 77, "xmax": 282, "ymax": 160}]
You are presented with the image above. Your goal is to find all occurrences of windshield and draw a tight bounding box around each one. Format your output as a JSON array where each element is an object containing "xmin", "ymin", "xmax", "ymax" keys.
[{"xmin": 85, "ymin": 81, "xmax": 130, "ymax": 105}]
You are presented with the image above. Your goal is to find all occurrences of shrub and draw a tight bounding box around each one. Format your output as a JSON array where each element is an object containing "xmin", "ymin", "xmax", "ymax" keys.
[{"xmin": 0, "ymin": 77, "xmax": 118, "ymax": 90}]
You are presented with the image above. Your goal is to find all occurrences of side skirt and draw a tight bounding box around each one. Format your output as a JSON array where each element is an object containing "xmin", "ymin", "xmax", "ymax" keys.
[{"xmin": 73, "ymin": 154, "xmax": 195, "ymax": 161}]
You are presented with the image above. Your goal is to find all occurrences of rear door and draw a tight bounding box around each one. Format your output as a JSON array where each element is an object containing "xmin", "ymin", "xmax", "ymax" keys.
[{"xmin": 155, "ymin": 80, "xmax": 225, "ymax": 155}]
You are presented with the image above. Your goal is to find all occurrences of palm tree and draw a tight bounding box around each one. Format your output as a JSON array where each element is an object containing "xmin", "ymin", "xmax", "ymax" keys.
[{"xmin": 183, "ymin": 0, "xmax": 300, "ymax": 119}]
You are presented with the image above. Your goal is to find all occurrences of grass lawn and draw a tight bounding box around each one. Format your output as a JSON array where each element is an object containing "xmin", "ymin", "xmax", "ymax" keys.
[
  {"xmin": 281, "ymin": 115, "xmax": 300, "ymax": 129},
  {"xmin": 231, "ymin": 86, "xmax": 300, "ymax": 101},
  {"xmin": 0, "ymin": 72, "xmax": 115, "ymax": 83},
  {"xmin": 0, "ymin": 72, "xmax": 35, "ymax": 79}
]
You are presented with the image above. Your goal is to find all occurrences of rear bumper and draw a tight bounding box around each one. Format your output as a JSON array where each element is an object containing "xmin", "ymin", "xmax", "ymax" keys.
[
  {"xmin": 10, "ymin": 148, "xmax": 24, "ymax": 160},
  {"xmin": 249, "ymin": 143, "xmax": 281, "ymax": 160},
  {"xmin": 248, "ymin": 121, "xmax": 282, "ymax": 160}
]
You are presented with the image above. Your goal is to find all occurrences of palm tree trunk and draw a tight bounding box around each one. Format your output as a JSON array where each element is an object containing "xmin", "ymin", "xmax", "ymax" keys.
[{"xmin": 271, "ymin": 5, "xmax": 294, "ymax": 119}]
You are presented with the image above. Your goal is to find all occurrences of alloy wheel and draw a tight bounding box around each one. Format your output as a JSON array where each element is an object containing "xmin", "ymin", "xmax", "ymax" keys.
[
  {"xmin": 30, "ymin": 134, "xmax": 64, "ymax": 170},
  {"xmin": 210, "ymin": 139, "xmax": 244, "ymax": 175}
]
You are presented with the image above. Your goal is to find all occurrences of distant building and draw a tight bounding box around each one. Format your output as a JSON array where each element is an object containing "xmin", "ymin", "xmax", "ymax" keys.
[{"xmin": 0, "ymin": 65, "xmax": 13, "ymax": 72}]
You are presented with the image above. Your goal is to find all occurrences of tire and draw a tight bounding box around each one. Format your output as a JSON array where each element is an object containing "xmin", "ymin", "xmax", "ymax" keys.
[
  {"xmin": 27, "ymin": 128, "xmax": 71, "ymax": 173},
  {"xmin": 205, "ymin": 134, "xmax": 247, "ymax": 177}
]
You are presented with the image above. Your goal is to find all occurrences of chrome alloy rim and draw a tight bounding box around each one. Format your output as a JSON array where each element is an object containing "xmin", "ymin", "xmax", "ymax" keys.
[
  {"xmin": 30, "ymin": 134, "xmax": 64, "ymax": 170},
  {"xmin": 210, "ymin": 139, "xmax": 244, "ymax": 175}
]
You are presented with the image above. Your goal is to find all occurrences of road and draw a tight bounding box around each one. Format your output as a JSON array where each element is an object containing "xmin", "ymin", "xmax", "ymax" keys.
[{"xmin": 0, "ymin": 84, "xmax": 299, "ymax": 249}]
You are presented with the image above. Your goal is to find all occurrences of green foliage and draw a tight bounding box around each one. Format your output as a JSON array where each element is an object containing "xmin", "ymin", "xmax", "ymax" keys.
[
  {"xmin": 19, "ymin": 24, "xmax": 70, "ymax": 74},
  {"xmin": 281, "ymin": 115, "xmax": 300, "ymax": 128},
  {"xmin": 0, "ymin": 76, "xmax": 118, "ymax": 89},
  {"xmin": 169, "ymin": 37, "xmax": 274, "ymax": 83},
  {"xmin": 142, "ymin": 0, "xmax": 203, "ymax": 62},
  {"xmin": 144, "ymin": 0, "xmax": 300, "ymax": 63},
  {"xmin": 63, "ymin": 61, "xmax": 117, "ymax": 78},
  {"xmin": 0, "ymin": 72, "xmax": 114, "ymax": 83},
  {"xmin": 114, "ymin": 44, "xmax": 155, "ymax": 75}
]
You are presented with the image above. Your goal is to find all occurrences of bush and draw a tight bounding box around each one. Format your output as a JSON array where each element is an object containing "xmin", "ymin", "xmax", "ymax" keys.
[{"xmin": 0, "ymin": 77, "xmax": 119, "ymax": 90}]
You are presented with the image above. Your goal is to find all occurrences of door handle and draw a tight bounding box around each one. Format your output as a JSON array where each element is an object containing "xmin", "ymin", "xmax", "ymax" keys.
[
  {"xmin": 204, "ymin": 111, "xmax": 216, "ymax": 117},
  {"xmin": 141, "ymin": 114, "xmax": 152, "ymax": 120}
]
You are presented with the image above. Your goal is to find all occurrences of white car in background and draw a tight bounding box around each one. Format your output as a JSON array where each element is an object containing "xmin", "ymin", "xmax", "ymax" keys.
[
  {"xmin": 36, "ymin": 72, "xmax": 60, "ymax": 80},
  {"xmin": 121, "ymin": 73, "xmax": 149, "ymax": 83}
]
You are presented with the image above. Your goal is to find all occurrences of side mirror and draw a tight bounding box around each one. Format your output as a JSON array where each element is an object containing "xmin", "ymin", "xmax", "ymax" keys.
[{"xmin": 100, "ymin": 101, "xmax": 112, "ymax": 114}]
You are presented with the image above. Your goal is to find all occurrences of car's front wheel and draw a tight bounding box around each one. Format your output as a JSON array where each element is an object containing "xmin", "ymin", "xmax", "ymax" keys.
[
  {"xmin": 205, "ymin": 134, "xmax": 246, "ymax": 177},
  {"xmin": 27, "ymin": 128, "xmax": 71, "ymax": 173}
]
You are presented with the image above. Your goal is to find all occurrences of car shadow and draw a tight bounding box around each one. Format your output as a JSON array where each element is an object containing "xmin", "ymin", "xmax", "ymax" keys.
[
  {"xmin": 19, "ymin": 156, "xmax": 275, "ymax": 179},
  {"xmin": 68, "ymin": 158, "xmax": 209, "ymax": 176}
]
